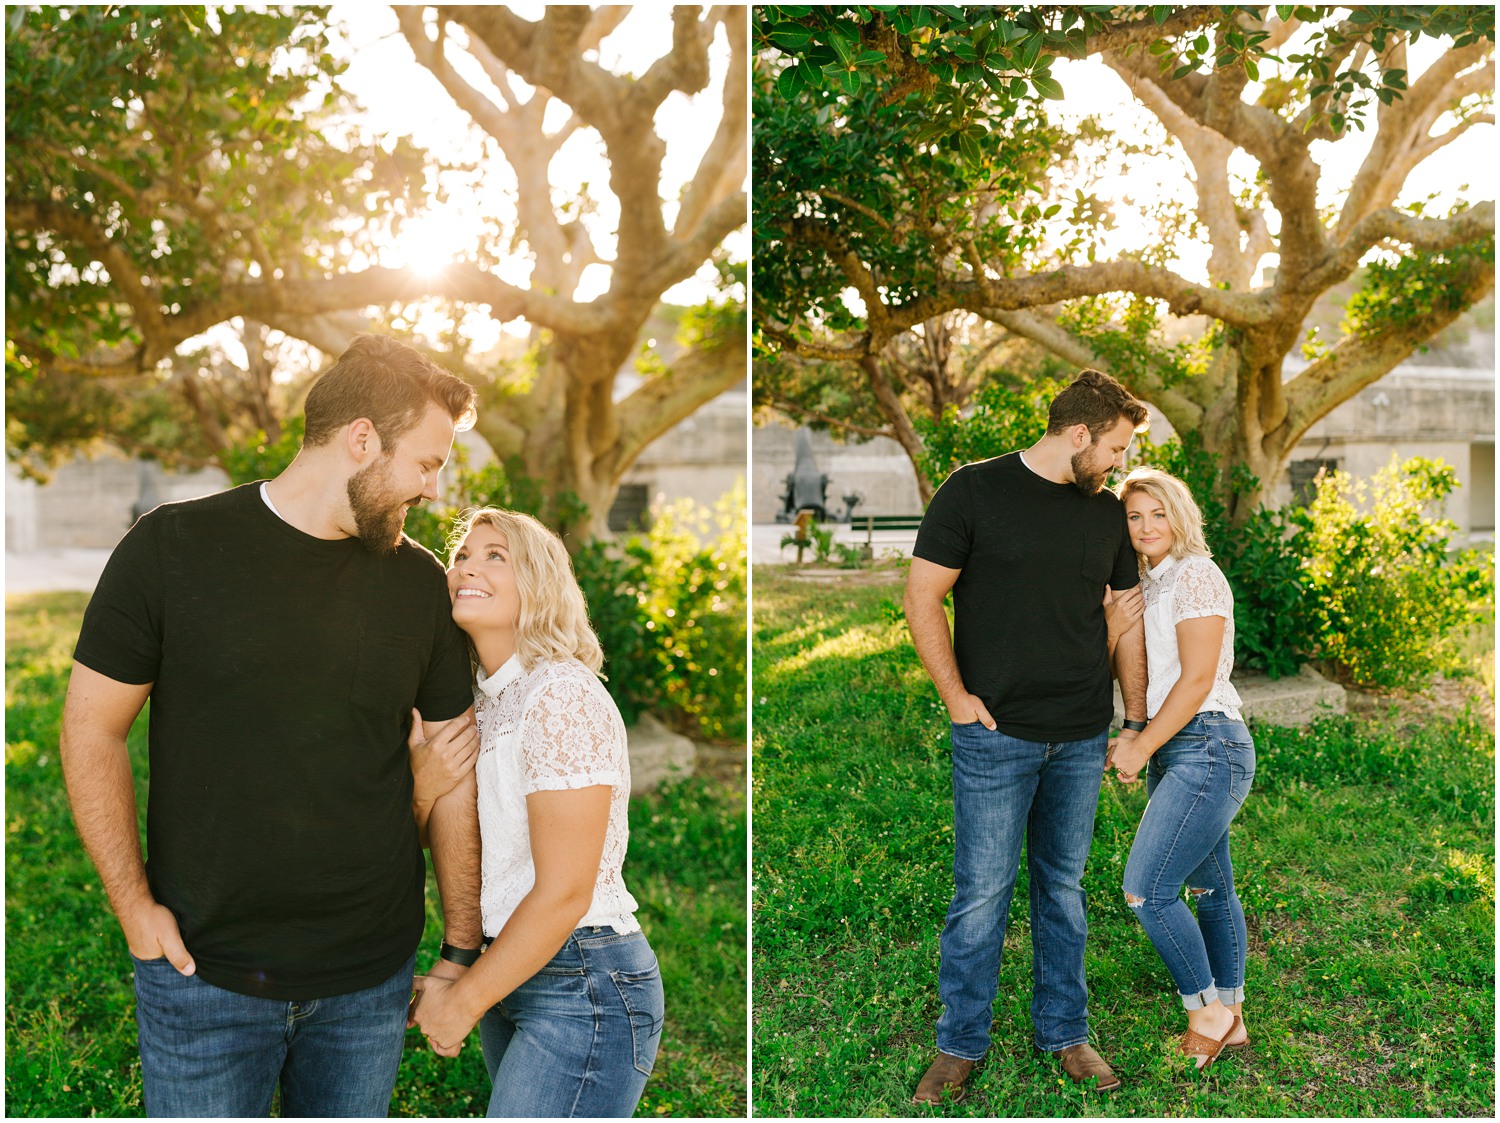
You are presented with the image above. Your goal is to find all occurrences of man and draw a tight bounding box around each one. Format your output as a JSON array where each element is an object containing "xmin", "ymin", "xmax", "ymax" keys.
[
  {"xmin": 61, "ymin": 334, "xmax": 483, "ymax": 1117},
  {"xmin": 904, "ymin": 369, "xmax": 1150, "ymax": 1104}
]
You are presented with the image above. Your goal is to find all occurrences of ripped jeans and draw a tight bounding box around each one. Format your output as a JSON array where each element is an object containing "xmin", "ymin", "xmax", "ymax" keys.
[{"xmin": 1122, "ymin": 712, "xmax": 1255, "ymax": 1010}]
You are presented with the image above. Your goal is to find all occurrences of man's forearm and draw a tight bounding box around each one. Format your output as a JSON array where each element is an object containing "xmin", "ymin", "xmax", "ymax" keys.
[
  {"xmin": 904, "ymin": 595, "xmax": 967, "ymax": 707},
  {"xmin": 429, "ymin": 770, "xmax": 482, "ymax": 947},
  {"xmin": 1114, "ymin": 622, "xmax": 1148, "ymax": 721},
  {"xmin": 60, "ymin": 725, "xmax": 153, "ymax": 920}
]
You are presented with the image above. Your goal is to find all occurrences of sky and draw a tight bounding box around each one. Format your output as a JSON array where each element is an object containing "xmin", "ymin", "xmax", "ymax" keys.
[
  {"xmin": 208, "ymin": 5, "xmax": 747, "ymax": 368},
  {"xmin": 329, "ymin": 4, "xmax": 747, "ymax": 351}
]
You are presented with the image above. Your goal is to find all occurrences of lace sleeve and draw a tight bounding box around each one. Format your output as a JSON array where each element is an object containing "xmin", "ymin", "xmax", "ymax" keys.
[
  {"xmin": 518, "ymin": 669, "xmax": 625, "ymax": 795},
  {"xmin": 1172, "ymin": 557, "xmax": 1233, "ymax": 625}
]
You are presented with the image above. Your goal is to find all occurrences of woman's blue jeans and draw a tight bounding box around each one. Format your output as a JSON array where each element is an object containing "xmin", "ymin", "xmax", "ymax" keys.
[
  {"xmin": 479, "ymin": 927, "xmax": 663, "ymax": 1118},
  {"xmin": 1123, "ymin": 711, "xmax": 1256, "ymax": 1009},
  {"xmin": 937, "ymin": 722, "xmax": 1109, "ymax": 1059}
]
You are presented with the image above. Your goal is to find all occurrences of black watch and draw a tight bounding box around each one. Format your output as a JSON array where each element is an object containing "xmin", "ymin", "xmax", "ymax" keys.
[
  {"xmin": 439, "ymin": 940, "xmax": 482, "ymax": 967},
  {"xmin": 1121, "ymin": 719, "xmax": 1148, "ymax": 732}
]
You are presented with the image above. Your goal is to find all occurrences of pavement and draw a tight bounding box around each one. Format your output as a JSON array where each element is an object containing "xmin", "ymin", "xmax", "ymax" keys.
[
  {"xmin": 752, "ymin": 522, "xmax": 919, "ymax": 565},
  {"xmin": 5, "ymin": 548, "xmax": 112, "ymax": 595}
]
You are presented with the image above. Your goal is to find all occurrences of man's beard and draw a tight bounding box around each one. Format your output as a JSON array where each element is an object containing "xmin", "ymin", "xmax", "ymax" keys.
[
  {"xmin": 1070, "ymin": 447, "xmax": 1110, "ymax": 495},
  {"xmin": 347, "ymin": 456, "xmax": 410, "ymax": 554}
]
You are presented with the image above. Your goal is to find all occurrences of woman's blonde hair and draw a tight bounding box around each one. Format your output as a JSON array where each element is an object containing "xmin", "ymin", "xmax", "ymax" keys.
[
  {"xmin": 447, "ymin": 507, "xmax": 604, "ymax": 674},
  {"xmin": 1116, "ymin": 467, "xmax": 1212, "ymax": 563}
]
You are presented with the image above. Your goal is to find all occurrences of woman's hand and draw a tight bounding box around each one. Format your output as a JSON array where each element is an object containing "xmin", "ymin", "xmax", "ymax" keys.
[
  {"xmin": 409, "ymin": 974, "xmax": 481, "ymax": 1057},
  {"xmin": 1103, "ymin": 584, "xmax": 1144, "ymax": 645},
  {"xmin": 410, "ymin": 709, "xmax": 480, "ymax": 807},
  {"xmin": 1107, "ymin": 731, "xmax": 1150, "ymax": 784}
]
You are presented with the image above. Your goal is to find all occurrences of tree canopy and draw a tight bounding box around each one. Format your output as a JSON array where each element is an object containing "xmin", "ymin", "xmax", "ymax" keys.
[
  {"xmin": 7, "ymin": 5, "xmax": 748, "ymax": 536},
  {"xmin": 754, "ymin": 5, "xmax": 1494, "ymax": 517}
]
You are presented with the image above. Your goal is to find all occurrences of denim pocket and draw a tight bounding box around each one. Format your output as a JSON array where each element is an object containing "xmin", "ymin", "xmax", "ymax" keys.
[
  {"xmin": 609, "ymin": 962, "xmax": 664, "ymax": 1076},
  {"xmin": 1223, "ymin": 738, "xmax": 1256, "ymax": 804}
]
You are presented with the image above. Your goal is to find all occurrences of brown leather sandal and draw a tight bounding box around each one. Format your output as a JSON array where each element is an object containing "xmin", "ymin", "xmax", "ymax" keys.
[{"xmin": 1178, "ymin": 1014, "xmax": 1243, "ymax": 1068}]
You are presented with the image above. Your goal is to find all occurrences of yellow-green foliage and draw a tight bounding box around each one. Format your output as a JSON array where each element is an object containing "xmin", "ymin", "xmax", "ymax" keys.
[{"xmin": 1298, "ymin": 456, "xmax": 1493, "ymax": 690}]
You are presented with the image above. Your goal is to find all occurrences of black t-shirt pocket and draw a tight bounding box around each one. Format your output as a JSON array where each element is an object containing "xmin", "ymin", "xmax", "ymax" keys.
[
  {"xmin": 1081, "ymin": 533, "xmax": 1113, "ymax": 584},
  {"xmin": 351, "ymin": 628, "xmax": 423, "ymax": 716}
]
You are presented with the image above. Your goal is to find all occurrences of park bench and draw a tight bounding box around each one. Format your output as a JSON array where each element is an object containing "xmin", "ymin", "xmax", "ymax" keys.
[{"xmin": 855, "ymin": 513, "xmax": 924, "ymax": 547}]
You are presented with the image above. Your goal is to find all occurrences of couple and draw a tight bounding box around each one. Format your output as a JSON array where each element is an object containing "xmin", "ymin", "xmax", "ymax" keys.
[
  {"xmin": 60, "ymin": 335, "xmax": 661, "ymax": 1118},
  {"xmin": 904, "ymin": 369, "xmax": 1257, "ymax": 1103}
]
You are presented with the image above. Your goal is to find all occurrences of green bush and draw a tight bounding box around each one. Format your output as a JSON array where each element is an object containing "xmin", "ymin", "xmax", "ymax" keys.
[{"xmin": 1292, "ymin": 456, "xmax": 1493, "ymax": 690}]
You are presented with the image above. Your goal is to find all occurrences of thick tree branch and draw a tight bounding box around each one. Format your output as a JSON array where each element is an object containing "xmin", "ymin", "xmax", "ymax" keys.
[
  {"xmin": 1280, "ymin": 252, "xmax": 1496, "ymax": 449},
  {"xmin": 1106, "ymin": 42, "xmax": 1328, "ymax": 276},
  {"xmin": 674, "ymin": 8, "xmax": 747, "ymax": 238},
  {"xmin": 600, "ymin": 332, "xmax": 745, "ymax": 481},
  {"xmin": 1337, "ymin": 43, "xmax": 1493, "ymax": 234},
  {"xmin": 1303, "ymin": 200, "xmax": 1495, "ymax": 293}
]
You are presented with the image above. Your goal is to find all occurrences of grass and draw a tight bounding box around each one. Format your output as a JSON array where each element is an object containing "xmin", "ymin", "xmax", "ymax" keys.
[
  {"xmin": 5, "ymin": 591, "xmax": 746, "ymax": 1118},
  {"xmin": 751, "ymin": 569, "xmax": 1495, "ymax": 1118}
]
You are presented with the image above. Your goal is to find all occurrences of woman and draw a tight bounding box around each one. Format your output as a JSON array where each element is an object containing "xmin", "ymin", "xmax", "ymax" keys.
[
  {"xmin": 1106, "ymin": 467, "xmax": 1255, "ymax": 1069},
  {"xmin": 407, "ymin": 507, "xmax": 663, "ymax": 1117}
]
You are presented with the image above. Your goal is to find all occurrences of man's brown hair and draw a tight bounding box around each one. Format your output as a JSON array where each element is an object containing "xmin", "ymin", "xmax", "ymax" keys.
[
  {"xmin": 1047, "ymin": 369, "xmax": 1148, "ymax": 440},
  {"xmin": 302, "ymin": 334, "xmax": 477, "ymax": 449}
]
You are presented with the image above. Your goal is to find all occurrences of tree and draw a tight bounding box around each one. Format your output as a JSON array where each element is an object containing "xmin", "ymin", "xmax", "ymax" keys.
[
  {"xmin": 6, "ymin": 5, "xmax": 747, "ymax": 536},
  {"xmin": 754, "ymin": 5, "xmax": 1494, "ymax": 519},
  {"xmin": 754, "ymin": 314, "xmax": 1042, "ymax": 503}
]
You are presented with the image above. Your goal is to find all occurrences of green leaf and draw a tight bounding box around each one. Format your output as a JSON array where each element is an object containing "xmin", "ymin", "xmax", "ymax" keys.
[
  {"xmin": 777, "ymin": 61, "xmax": 806, "ymax": 100},
  {"xmin": 1172, "ymin": 64, "xmax": 1196, "ymax": 81},
  {"xmin": 769, "ymin": 23, "xmax": 813, "ymax": 51},
  {"xmin": 1031, "ymin": 74, "xmax": 1064, "ymax": 100},
  {"xmin": 1020, "ymin": 32, "xmax": 1043, "ymax": 70},
  {"xmin": 1243, "ymin": 56, "xmax": 1259, "ymax": 82},
  {"xmin": 958, "ymin": 128, "xmax": 981, "ymax": 166}
]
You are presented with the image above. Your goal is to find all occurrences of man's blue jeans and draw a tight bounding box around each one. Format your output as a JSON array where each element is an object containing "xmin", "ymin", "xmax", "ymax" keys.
[
  {"xmin": 132, "ymin": 951, "xmax": 415, "ymax": 1117},
  {"xmin": 937, "ymin": 722, "xmax": 1108, "ymax": 1060}
]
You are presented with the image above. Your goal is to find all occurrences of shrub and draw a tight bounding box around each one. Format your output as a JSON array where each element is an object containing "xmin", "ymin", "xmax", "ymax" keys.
[
  {"xmin": 612, "ymin": 488, "xmax": 747, "ymax": 741},
  {"xmin": 1291, "ymin": 455, "xmax": 1493, "ymax": 690}
]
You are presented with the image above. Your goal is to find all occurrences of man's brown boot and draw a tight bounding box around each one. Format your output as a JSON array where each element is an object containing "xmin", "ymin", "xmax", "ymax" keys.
[
  {"xmin": 912, "ymin": 1052, "xmax": 977, "ymax": 1105},
  {"xmin": 1051, "ymin": 1042, "xmax": 1121, "ymax": 1091}
]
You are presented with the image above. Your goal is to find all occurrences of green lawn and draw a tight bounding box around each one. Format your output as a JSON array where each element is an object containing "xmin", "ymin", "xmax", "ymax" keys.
[
  {"xmin": 5, "ymin": 592, "xmax": 746, "ymax": 1118},
  {"xmin": 751, "ymin": 569, "xmax": 1495, "ymax": 1118}
]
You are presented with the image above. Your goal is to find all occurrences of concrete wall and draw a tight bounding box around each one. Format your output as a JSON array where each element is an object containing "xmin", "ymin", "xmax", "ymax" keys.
[
  {"xmin": 6, "ymin": 456, "xmax": 230, "ymax": 551},
  {"xmin": 618, "ymin": 387, "xmax": 747, "ymax": 531},
  {"xmin": 752, "ymin": 424, "xmax": 924, "ymax": 523}
]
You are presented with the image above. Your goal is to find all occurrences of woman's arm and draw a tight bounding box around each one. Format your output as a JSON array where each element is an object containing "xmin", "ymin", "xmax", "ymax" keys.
[
  {"xmin": 1111, "ymin": 614, "xmax": 1224, "ymax": 782},
  {"xmin": 408, "ymin": 783, "xmax": 612, "ymax": 1051}
]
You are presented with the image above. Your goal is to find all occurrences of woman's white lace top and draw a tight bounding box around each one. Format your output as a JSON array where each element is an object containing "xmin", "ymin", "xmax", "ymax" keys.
[
  {"xmin": 473, "ymin": 655, "xmax": 640, "ymax": 938},
  {"xmin": 1140, "ymin": 553, "xmax": 1243, "ymax": 722}
]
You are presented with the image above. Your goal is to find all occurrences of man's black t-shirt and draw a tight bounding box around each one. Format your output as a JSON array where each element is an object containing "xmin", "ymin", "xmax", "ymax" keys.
[
  {"xmin": 912, "ymin": 452, "xmax": 1140, "ymax": 742},
  {"xmin": 73, "ymin": 483, "xmax": 473, "ymax": 1000}
]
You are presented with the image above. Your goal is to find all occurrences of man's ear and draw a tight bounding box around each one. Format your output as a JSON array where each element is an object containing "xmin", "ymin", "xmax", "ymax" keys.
[
  {"xmin": 345, "ymin": 418, "xmax": 382, "ymax": 464},
  {"xmin": 1071, "ymin": 423, "xmax": 1092, "ymax": 450}
]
